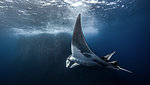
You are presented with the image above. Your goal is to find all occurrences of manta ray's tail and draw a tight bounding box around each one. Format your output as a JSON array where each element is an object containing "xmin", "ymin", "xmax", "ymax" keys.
[
  {"xmin": 102, "ymin": 51, "xmax": 132, "ymax": 73},
  {"xmin": 109, "ymin": 61, "xmax": 132, "ymax": 73},
  {"xmin": 117, "ymin": 66, "xmax": 132, "ymax": 73}
]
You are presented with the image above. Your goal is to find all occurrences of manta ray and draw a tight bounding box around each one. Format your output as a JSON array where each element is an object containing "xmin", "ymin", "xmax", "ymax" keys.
[{"xmin": 66, "ymin": 14, "xmax": 132, "ymax": 73}]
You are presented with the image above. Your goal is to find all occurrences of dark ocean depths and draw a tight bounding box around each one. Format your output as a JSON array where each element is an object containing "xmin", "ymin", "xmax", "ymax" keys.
[{"xmin": 0, "ymin": 0, "xmax": 150, "ymax": 85}]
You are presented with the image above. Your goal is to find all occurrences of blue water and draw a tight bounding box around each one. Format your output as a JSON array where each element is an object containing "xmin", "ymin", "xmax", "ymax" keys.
[{"xmin": 0, "ymin": 0, "xmax": 150, "ymax": 85}]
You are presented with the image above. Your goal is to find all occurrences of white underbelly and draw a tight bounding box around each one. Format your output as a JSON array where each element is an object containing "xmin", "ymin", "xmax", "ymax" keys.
[{"xmin": 71, "ymin": 46, "xmax": 103, "ymax": 67}]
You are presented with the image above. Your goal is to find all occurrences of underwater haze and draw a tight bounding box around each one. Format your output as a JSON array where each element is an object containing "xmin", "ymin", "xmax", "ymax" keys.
[{"xmin": 0, "ymin": 0, "xmax": 150, "ymax": 85}]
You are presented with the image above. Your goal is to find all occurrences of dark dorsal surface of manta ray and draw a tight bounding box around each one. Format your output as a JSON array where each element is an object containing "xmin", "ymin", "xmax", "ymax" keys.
[{"xmin": 66, "ymin": 14, "xmax": 132, "ymax": 73}]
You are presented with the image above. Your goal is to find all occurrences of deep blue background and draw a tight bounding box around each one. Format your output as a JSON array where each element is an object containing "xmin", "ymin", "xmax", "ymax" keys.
[{"xmin": 0, "ymin": 0, "xmax": 150, "ymax": 85}]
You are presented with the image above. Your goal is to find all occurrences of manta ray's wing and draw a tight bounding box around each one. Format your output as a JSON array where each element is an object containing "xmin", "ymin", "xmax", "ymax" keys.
[{"xmin": 71, "ymin": 14, "xmax": 94, "ymax": 58}]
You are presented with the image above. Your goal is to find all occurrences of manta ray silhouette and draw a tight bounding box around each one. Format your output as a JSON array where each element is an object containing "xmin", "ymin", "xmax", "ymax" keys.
[{"xmin": 66, "ymin": 14, "xmax": 132, "ymax": 73}]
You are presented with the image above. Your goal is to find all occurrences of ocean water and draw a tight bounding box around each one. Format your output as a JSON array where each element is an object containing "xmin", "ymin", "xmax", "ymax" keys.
[{"xmin": 0, "ymin": 0, "xmax": 150, "ymax": 85}]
